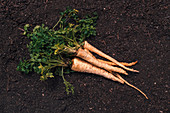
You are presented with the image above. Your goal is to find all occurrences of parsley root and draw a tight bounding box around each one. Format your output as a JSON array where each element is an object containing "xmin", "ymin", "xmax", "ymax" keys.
[
  {"xmin": 76, "ymin": 48, "xmax": 128, "ymax": 75},
  {"xmin": 71, "ymin": 58, "xmax": 124, "ymax": 84},
  {"xmin": 98, "ymin": 59, "xmax": 138, "ymax": 67},
  {"xmin": 115, "ymin": 73, "xmax": 148, "ymax": 99},
  {"xmin": 83, "ymin": 41, "xmax": 139, "ymax": 73}
]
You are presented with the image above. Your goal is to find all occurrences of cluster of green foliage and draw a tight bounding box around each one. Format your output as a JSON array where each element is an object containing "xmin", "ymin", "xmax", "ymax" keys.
[{"xmin": 17, "ymin": 8, "xmax": 98, "ymax": 94}]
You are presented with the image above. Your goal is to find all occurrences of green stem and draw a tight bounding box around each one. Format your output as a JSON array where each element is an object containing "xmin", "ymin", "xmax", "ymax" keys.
[
  {"xmin": 61, "ymin": 66, "xmax": 65, "ymax": 80},
  {"xmin": 53, "ymin": 16, "xmax": 63, "ymax": 30}
]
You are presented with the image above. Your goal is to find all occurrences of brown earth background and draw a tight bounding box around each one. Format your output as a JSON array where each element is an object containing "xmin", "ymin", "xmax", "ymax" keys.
[{"xmin": 0, "ymin": 0, "xmax": 169, "ymax": 113}]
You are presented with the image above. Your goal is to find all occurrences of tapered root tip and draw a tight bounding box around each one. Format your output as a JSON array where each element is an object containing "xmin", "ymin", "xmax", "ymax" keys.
[
  {"xmin": 124, "ymin": 81, "xmax": 148, "ymax": 99},
  {"xmin": 116, "ymin": 74, "xmax": 148, "ymax": 99},
  {"xmin": 145, "ymin": 96, "xmax": 149, "ymax": 99},
  {"xmin": 131, "ymin": 69, "xmax": 139, "ymax": 73},
  {"xmin": 125, "ymin": 72, "xmax": 128, "ymax": 75}
]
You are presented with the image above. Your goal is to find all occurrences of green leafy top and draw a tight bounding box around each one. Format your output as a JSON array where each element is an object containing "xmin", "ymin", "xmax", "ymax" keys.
[{"xmin": 17, "ymin": 8, "xmax": 98, "ymax": 94}]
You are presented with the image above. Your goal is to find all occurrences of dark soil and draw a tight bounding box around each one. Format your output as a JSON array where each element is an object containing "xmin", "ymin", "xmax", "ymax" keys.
[{"xmin": 0, "ymin": 0, "xmax": 169, "ymax": 113}]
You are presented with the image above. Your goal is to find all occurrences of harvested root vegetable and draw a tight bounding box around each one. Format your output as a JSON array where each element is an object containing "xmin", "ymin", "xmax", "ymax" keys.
[
  {"xmin": 17, "ymin": 8, "xmax": 148, "ymax": 99},
  {"xmin": 83, "ymin": 48, "xmax": 138, "ymax": 67},
  {"xmin": 76, "ymin": 48, "xmax": 128, "ymax": 75},
  {"xmin": 115, "ymin": 73, "xmax": 148, "ymax": 99},
  {"xmin": 71, "ymin": 58, "xmax": 124, "ymax": 84},
  {"xmin": 83, "ymin": 41, "xmax": 139, "ymax": 73},
  {"xmin": 98, "ymin": 59, "xmax": 138, "ymax": 67}
]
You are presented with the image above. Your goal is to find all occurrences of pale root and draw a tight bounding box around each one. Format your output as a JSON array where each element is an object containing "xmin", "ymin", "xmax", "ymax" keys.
[
  {"xmin": 98, "ymin": 59, "xmax": 138, "ymax": 67},
  {"xmin": 84, "ymin": 49, "xmax": 138, "ymax": 67},
  {"xmin": 76, "ymin": 48, "xmax": 128, "ymax": 75},
  {"xmin": 83, "ymin": 41, "xmax": 139, "ymax": 72},
  {"xmin": 71, "ymin": 58, "xmax": 124, "ymax": 83},
  {"xmin": 114, "ymin": 73, "xmax": 148, "ymax": 99}
]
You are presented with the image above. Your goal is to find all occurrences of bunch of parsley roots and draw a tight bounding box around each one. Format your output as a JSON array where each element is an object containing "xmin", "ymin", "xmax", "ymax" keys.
[{"xmin": 17, "ymin": 8, "xmax": 148, "ymax": 99}]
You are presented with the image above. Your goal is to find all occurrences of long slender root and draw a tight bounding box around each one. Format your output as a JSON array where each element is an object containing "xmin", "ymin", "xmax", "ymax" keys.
[
  {"xmin": 115, "ymin": 73, "xmax": 148, "ymax": 99},
  {"xmin": 83, "ymin": 41, "xmax": 139, "ymax": 72},
  {"xmin": 84, "ymin": 49, "xmax": 138, "ymax": 67},
  {"xmin": 71, "ymin": 58, "xmax": 124, "ymax": 84},
  {"xmin": 76, "ymin": 48, "xmax": 128, "ymax": 75},
  {"xmin": 98, "ymin": 59, "xmax": 138, "ymax": 67}
]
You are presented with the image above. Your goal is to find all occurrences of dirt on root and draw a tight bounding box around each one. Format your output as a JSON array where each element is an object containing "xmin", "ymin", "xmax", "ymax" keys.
[{"xmin": 0, "ymin": 0, "xmax": 169, "ymax": 113}]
